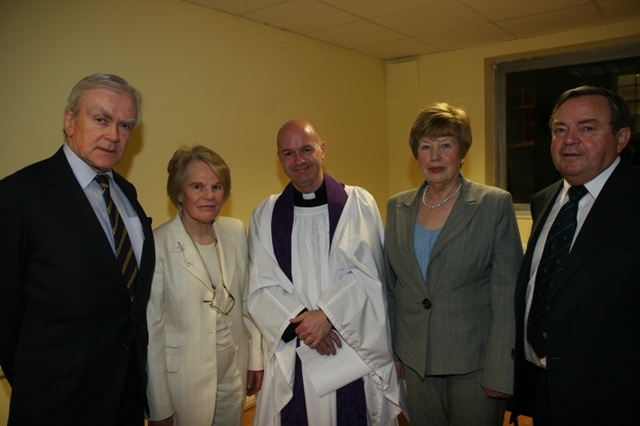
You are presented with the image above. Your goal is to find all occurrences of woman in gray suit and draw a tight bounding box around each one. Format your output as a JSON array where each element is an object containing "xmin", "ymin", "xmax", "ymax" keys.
[
  {"xmin": 385, "ymin": 103, "xmax": 522, "ymax": 426},
  {"xmin": 146, "ymin": 145, "xmax": 263, "ymax": 426}
]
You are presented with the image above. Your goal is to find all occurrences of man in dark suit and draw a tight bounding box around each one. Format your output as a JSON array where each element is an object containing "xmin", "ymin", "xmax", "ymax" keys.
[
  {"xmin": 512, "ymin": 85, "xmax": 640, "ymax": 425},
  {"xmin": 0, "ymin": 73, "xmax": 155, "ymax": 425}
]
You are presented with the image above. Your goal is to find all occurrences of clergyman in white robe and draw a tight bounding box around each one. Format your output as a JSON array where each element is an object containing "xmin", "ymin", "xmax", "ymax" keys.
[{"xmin": 247, "ymin": 175, "xmax": 403, "ymax": 426}]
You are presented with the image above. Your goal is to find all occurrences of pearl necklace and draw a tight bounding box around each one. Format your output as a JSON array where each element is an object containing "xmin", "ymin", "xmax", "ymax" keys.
[{"xmin": 421, "ymin": 179, "xmax": 462, "ymax": 209}]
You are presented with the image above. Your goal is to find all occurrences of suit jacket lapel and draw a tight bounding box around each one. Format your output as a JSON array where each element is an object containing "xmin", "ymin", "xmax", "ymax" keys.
[
  {"xmin": 518, "ymin": 181, "xmax": 563, "ymax": 285},
  {"xmin": 529, "ymin": 182, "xmax": 562, "ymax": 249},
  {"xmin": 112, "ymin": 171, "xmax": 154, "ymax": 303},
  {"xmin": 167, "ymin": 215, "xmax": 214, "ymax": 294},
  {"xmin": 396, "ymin": 186, "xmax": 428, "ymax": 292},
  {"xmin": 430, "ymin": 176, "xmax": 479, "ymax": 262},
  {"xmin": 48, "ymin": 149, "xmax": 124, "ymax": 285},
  {"xmin": 553, "ymin": 163, "xmax": 637, "ymax": 294},
  {"xmin": 213, "ymin": 220, "xmax": 236, "ymax": 289}
]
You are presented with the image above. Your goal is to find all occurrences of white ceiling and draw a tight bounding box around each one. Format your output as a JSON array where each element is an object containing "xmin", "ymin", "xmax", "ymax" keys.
[{"xmin": 181, "ymin": 0, "xmax": 640, "ymax": 60}]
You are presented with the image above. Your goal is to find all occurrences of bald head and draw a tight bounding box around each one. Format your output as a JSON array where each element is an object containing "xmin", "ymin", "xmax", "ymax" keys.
[
  {"xmin": 276, "ymin": 119, "xmax": 326, "ymax": 193},
  {"xmin": 277, "ymin": 119, "xmax": 322, "ymax": 147}
]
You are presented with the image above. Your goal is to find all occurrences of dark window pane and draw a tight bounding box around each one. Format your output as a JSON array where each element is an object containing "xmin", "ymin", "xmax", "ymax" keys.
[{"xmin": 504, "ymin": 58, "xmax": 640, "ymax": 204}]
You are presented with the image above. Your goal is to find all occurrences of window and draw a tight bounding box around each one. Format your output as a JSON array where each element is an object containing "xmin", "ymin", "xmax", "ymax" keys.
[{"xmin": 493, "ymin": 41, "xmax": 640, "ymax": 211}]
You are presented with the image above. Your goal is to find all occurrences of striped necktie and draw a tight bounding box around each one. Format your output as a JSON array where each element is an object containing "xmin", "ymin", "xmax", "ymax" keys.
[
  {"xmin": 95, "ymin": 174, "xmax": 138, "ymax": 301},
  {"xmin": 528, "ymin": 185, "xmax": 588, "ymax": 357}
]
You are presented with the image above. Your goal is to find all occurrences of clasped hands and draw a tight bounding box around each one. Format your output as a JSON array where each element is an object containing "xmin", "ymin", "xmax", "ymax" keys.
[{"xmin": 290, "ymin": 309, "xmax": 342, "ymax": 356}]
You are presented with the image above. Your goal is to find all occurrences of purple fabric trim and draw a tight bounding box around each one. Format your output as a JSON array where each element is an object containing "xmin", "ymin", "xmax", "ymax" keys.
[
  {"xmin": 281, "ymin": 339, "xmax": 367, "ymax": 426},
  {"xmin": 281, "ymin": 343, "xmax": 308, "ymax": 426},
  {"xmin": 274, "ymin": 175, "xmax": 359, "ymax": 423},
  {"xmin": 271, "ymin": 174, "xmax": 347, "ymax": 281}
]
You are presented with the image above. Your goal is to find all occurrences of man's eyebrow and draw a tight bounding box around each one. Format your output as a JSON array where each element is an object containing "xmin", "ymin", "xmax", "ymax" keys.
[
  {"xmin": 576, "ymin": 118, "xmax": 599, "ymax": 125},
  {"xmin": 120, "ymin": 118, "xmax": 137, "ymax": 127},
  {"xmin": 553, "ymin": 118, "xmax": 599, "ymax": 126},
  {"xmin": 88, "ymin": 106, "xmax": 113, "ymax": 120},
  {"xmin": 88, "ymin": 106, "xmax": 135, "ymax": 126}
]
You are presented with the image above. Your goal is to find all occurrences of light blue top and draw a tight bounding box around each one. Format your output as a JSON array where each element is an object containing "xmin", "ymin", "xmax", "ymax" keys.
[{"xmin": 413, "ymin": 221, "xmax": 441, "ymax": 281}]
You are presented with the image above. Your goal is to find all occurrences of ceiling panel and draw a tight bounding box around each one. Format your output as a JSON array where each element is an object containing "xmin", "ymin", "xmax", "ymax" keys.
[
  {"xmin": 310, "ymin": 21, "xmax": 405, "ymax": 49},
  {"xmin": 320, "ymin": 0, "xmax": 445, "ymax": 19},
  {"xmin": 183, "ymin": 0, "xmax": 286, "ymax": 15},
  {"xmin": 460, "ymin": 0, "xmax": 590, "ymax": 21},
  {"xmin": 418, "ymin": 23, "xmax": 515, "ymax": 51},
  {"xmin": 355, "ymin": 38, "xmax": 439, "ymax": 60},
  {"xmin": 180, "ymin": 0, "xmax": 640, "ymax": 60},
  {"xmin": 244, "ymin": 0, "xmax": 358, "ymax": 34},
  {"xmin": 372, "ymin": 1, "xmax": 488, "ymax": 37},
  {"xmin": 598, "ymin": 0, "xmax": 640, "ymax": 21},
  {"xmin": 498, "ymin": 4, "xmax": 606, "ymax": 38}
]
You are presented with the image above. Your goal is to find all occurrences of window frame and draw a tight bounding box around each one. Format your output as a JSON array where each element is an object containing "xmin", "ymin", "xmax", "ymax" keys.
[{"xmin": 492, "ymin": 40, "xmax": 640, "ymax": 216}]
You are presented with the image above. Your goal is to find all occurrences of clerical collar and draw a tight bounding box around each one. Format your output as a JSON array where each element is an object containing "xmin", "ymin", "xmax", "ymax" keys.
[{"xmin": 294, "ymin": 181, "xmax": 328, "ymax": 207}]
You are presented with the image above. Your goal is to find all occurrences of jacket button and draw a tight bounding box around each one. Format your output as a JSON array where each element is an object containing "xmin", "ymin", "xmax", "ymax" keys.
[{"xmin": 422, "ymin": 299, "xmax": 432, "ymax": 309}]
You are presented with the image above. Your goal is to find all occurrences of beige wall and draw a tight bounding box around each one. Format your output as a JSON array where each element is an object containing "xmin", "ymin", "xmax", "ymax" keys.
[
  {"xmin": 0, "ymin": 0, "xmax": 388, "ymax": 228},
  {"xmin": 1, "ymin": 0, "xmax": 639, "ymax": 420}
]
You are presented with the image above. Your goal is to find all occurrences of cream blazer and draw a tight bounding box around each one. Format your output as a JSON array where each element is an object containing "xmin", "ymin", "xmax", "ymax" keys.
[{"xmin": 146, "ymin": 214, "xmax": 263, "ymax": 425}]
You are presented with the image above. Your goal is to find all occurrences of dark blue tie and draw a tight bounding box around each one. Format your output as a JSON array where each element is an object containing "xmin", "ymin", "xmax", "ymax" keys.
[
  {"xmin": 95, "ymin": 174, "xmax": 138, "ymax": 302},
  {"xmin": 528, "ymin": 185, "xmax": 588, "ymax": 357}
]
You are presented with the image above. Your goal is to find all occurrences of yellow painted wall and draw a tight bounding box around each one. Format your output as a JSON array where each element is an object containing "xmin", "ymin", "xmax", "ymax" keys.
[
  {"xmin": 0, "ymin": 0, "xmax": 388, "ymax": 228},
  {"xmin": 1, "ymin": 0, "xmax": 639, "ymax": 420}
]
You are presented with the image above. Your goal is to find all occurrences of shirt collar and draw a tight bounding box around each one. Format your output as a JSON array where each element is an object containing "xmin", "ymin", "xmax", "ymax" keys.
[
  {"xmin": 63, "ymin": 143, "xmax": 113, "ymax": 189},
  {"xmin": 294, "ymin": 180, "xmax": 328, "ymax": 207},
  {"xmin": 561, "ymin": 156, "xmax": 620, "ymax": 201}
]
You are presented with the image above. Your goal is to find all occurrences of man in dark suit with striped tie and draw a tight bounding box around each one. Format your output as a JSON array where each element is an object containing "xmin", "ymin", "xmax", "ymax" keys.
[
  {"xmin": 512, "ymin": 85, "xmax": 640, "ymax": 425},
  {"xmin": 0, "ymin": 73, "xmax": 155, "ymax": 425}
]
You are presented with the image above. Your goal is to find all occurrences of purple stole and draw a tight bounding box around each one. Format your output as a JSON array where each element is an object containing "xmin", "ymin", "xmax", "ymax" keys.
[
  {"xmin": 272, "ymin": 175, "xmax": 367, "ymax": 426},
  {"xmin": 271, "ymin": 174, "xmax": 347, "ymax": 282}
]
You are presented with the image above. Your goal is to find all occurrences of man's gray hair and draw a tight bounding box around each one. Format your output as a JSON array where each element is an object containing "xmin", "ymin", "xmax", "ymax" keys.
[{"xmin": 65, "ymin": 73, "xmax": 143, "ymax": 126}]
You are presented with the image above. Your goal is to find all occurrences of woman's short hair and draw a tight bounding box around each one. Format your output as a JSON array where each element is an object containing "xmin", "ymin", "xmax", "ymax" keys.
[
  {"xmin": 409, "ymin": 103, "xmax": 472, "ymax": 159},
  {"xmin": 166, "ymin": 145, "xmax": 231, "ymax": 208}
]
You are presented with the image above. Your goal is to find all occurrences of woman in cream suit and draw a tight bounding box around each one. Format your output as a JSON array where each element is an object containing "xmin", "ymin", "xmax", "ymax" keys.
[
  {"xmin": 146, "ymin": 145, "xmax": 263, "ymax": 426},
  {"xmin": 385, "ymin": 104, "xmax": 522, "ymax": 426}
]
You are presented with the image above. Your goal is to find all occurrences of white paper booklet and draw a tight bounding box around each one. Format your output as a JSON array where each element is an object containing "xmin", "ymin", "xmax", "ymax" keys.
[{"xmin": 296, "ymin": 334, "xmax": 372, "ymax": 397}]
